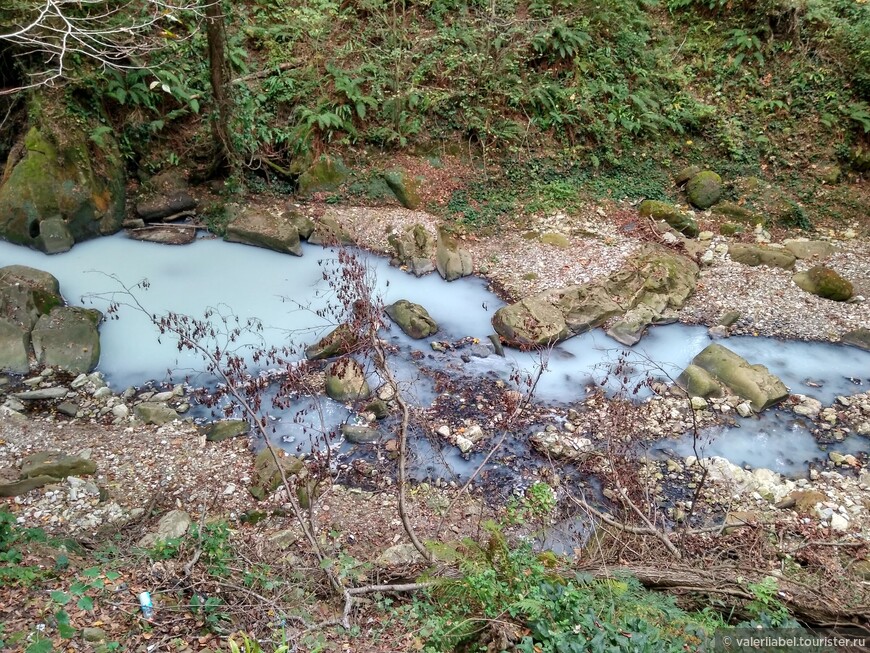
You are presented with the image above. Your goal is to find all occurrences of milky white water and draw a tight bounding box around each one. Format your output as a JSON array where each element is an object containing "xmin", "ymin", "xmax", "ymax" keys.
[{"xmin": 1, "ymin": 234, "xmax": 868, "ymax": 476}]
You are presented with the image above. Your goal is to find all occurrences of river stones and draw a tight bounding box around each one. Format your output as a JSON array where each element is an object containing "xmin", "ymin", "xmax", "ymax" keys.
[
  {"xmin": 685, "ymin": 170, "xmax": 723, "ymax": 209},
  {"xmin": 305, "ymin": 323, "xmax": 359, "ymax": 360},
  {"xmin": 638, "ymin": 200, "xmax": 699, "ymax": 237},
  {"xmin": 792, "ymin": 266, "xmax": 853, "ymax": 301},
  {"xmin": 325, "ymin": 357, "xmax": 370, "ymax": 402},
  {"xmin": 530, "ymin": 431, "xmax": 593, "ymax": 461},
  {"xmin": 388, "ymin": 223, "xmax": 436, "ymax": 276},
  {"xmin": 31, "ymin": 307, "xmax": 101, "ymax": 374},
  {"xmin": 435, "ymin": 228, "xmax": 473, "ymax": 281},
  {"xmin": 385, "ymin": 300, "xmax": 438, "ymax": 339},
  {"xmin": 224, "ymin": 208, "xmax": 303, "ymax": 256},
  {"xmin": 727, "ymin": 243, "xmax": 796, "ymax": 270},
  {"xmin": 677, "ymin": 344, "xmax": 788, "ymax": 412},
  {"xmin": 493, "ymin": 244, "xmax": 698, "ymax": 347}
]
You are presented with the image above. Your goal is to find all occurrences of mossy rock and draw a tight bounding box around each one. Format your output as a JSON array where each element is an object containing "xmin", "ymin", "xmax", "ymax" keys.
[
  {"xmin": 435, "ymin": 227, "xmax": 473, "ymax": 281},
  {"xmin": 719, "ymin": 223, "xmax": 744, "ymax": 236},
  {"xmin": 850, "ymin": 145, "xmax": 870, "ymax": 172},
  {"xmin": 539, "ymin": 232, "xmax": 571, "ymax": 247},
  {"xmin": 677, "ymin": 344, "xmax": 788, "ymax": 411},
  {"xmin": 324, "ymin": 357, "xmax": 371, "ymax": 402},
  {"xmin": 20, "ymin": 450, "xmax": 97, "ymax": 480},
  {"xmin": 638, "ymin": 200, "xmax": 698, "ymax": 237},
  {"xmin": 203, "ymin": 419, "xmax": 250, "ymax": 442},
  {"xmin": 363, "ymin": 399, "xmax": 389, "ymax": 419},
  {"xmin": 685, "ymin": 171, "xmax": 723, "ymax": 210},
  {"xmin": 305, "ymin": 323, "xmax": 359, "ymax": 360},
  {"xmin": 385, "ymin": 300, "xmax": 438, "ymax": 339},
  {"xmin": 224, "ymin": 209, "xmax": 303, "ymax": 256},
  {"xmin": 0, "ymin": 126, "xmax": 124, "ymax": 252},
  {"xmin": 383, "ymin": 170, "xmax": 422, "ymax": 209},
  {"xmin": 250, "ymin": 449, "xmax": 304, "ymax": 500},
  {"xmin": 388, "ymin": 223, "xmax": 435, "ymax": 276},
  {"xmin": 307, "ymin": 216, "xmax": 353, "ymax": 246},
  {"xmin": 674, "ymin": 165, "xmax": 702, "ymax": 186},
  {"xmin": 792, "ymin": 266, "xmax": 853, "ymax": 301},
  {"xmin": 296, "ymin": 155, "xmax": 349, "ymax": 196},
  {"xmin": 711, "ymin": 201, "xmax": 763, "ymax": 226}
]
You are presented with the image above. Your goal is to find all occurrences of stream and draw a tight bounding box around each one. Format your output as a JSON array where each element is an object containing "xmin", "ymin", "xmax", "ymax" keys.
[{"xmin": 2, "ymin": 234, "xmax": 869, "ymax": 480}]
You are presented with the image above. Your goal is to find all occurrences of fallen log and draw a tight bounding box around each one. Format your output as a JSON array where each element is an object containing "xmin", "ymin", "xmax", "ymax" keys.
[{"xmin": 579, "ymin": 563, "xmax": 870, "ymax": 633}]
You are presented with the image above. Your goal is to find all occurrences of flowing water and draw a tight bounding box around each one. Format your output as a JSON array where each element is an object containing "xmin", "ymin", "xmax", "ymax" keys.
[{"xmin": 2, "ymin": 234, "xmax": 868, "ymax": 478}]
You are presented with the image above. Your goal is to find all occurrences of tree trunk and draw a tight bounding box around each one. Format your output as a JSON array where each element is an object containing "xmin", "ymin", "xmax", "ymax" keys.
[{"xmin": 205, "ymin": 0, "xmax": 233, "ymax": 174}]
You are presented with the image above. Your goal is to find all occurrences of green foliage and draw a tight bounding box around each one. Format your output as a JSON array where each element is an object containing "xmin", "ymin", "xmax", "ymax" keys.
[
  {"xmin": 0, "ymin": 509, "xmax": 48, "ymax": 587},
  {"xmin": 745, "ymin": 576, "xmax": 791, "ymax": 626},
  {"xmin": 412, "ymin": 542, "xmax": 724, "ymax": 652},
  {"xmin": 505, "ymin": 482, "xmax": 557, "ymax": 526}
]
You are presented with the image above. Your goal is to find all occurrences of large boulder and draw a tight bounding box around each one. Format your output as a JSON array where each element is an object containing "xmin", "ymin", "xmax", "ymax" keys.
[
  {"xmin": 0, "ymin": 266, "xmax": 63, "ymax": 373},
  {"xmin": 435, "ymin": 228, "xmax": 473, "ymax": 281},
  {"xmin": 710, "ymin": 201, "xmax": 764, "ymax": 225},
  {"xmin": 728, "ymin": 244, "xmax": 796, "ymax": 270},
  {"xmin": 1, "ymin": 450, "xmax": 96, "ymax": 497},
  {"xmin": 792, "ymin": 266, "xmax": 853, "ymax": 301},
  {"xmin": 783, "ymin": 239, "xmax": 835, "ymax": 261},
  {"xmin": 0, "ymin": 126, "xmax": 124, "ymax": 252},
  {"xmin": 224, "ymin": 208, "xmax": 303, "ymax": 256},
  {"xmin": 324, "ymin": 357, "xmax": 371, "ymax": 402},
  {"xmin": 493, "ymin": 244, "xmax": 698, "ymax": 347},
  {"xmin": 388, "ymin": 224, "xmax": 436, "ymax": 276},
  {"xmin": 638, "ymin": 200, "xmax": 699, "ymax": 237},
  {"xmin": 307, "ymin": 215, "xmax": 353, "ymax": 246},
  {"xmin": 677, "ymin": 344, "xmax": 788, "ymax": 411},
  {"xmin": 383, "ymin": 170, "xmax": 422, "ymax": 209},
  {"xmin": 685, "ymin": 171, "xmax": 723, "ymax": 210},
  {"xmin": 385, "ymin": 300, "xmax": 438, "ymax": 339},
  {"xmin": 30, "ymin": 307, "xmax": 101, "ymax": 374},
  {"xmin": 135, "ymin": 170, "xmax": 197, "ymax": 222}
]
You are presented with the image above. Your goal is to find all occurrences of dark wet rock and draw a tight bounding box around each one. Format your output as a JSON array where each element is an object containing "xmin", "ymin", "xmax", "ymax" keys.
[
  {"xmin": 325, "ymin": 357, "xmax": 371, "ymax": 402},
  {"xmin": 31, "ymin": 307, "xmax": 101, "ymax": 374},
  {"xmin": 57, "ymin": 401, "xmax": 80, "ymax": 417},
  {"xmin": 224, "ymin": 208, "xmax": 302, "ymax": 256},
  {"xmin": 638, "ymin": 200, "xmax": 699, "ymax": 237},
  {"xmin": 128, "ymin": 224, "xmax": 196, "ymax": 245},
  {"xmin": 363, "ymin": 399, "xmax": 389, "ymax": 419},
  {"xmin": 493, "ymin": 244, "xmax": 697, "ymax": 347},
  {"xmin": 718, "ymin": 311, "xmax": 741, "ymax": 327},
  {"xmin": 792, "ymin": 266, "xmax": 853, "ymax": 301},
  {"xmin": 677, "ymin": 343, "xmax": 788, "ymax": 411},
  {"xmin": 385, "ymin": 300, "xmax": 438, "ymax": 339},
  {"xmin": 305, "ymin": 323, "xmax": 359, "ymax": 360},
  {"xmin": 203, "ymin": 419, "xmax": 250, "ymax": 442},
  {"xmin": 435, "ymin": 228, "xmax": 473, "ymax": 281},
  {"xmin": 0, "ymin": 127, "xmax": 125, "ymax": 252},
  {"xmin": 728, "ymin": 243, "xmax": 796, "ymax": 270},
  {"xmin": 383, "ymin": 169, "xmax": 422, "ymax": 209},
  {"xmin": 388, "ymin": 224, "xmax": 435, "ymax": 276},
  {"xmin": 685, "ymin": 170, "xmax": 723, "ymax": 209},
  {"xmin": 136, "ymin": 192, "xmax": 197, "ymax": 222}
]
